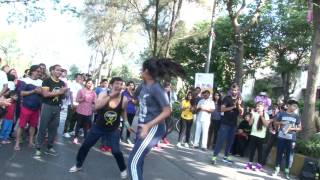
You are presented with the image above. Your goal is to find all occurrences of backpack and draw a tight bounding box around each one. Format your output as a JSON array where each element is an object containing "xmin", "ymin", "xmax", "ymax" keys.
[{"xmin": 299, "ymin": 158, "xmax": 320, "ymax": 180}]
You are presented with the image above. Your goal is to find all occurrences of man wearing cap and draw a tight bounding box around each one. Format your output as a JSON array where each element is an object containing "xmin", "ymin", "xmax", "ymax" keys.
[{"xmin": 272, "ymin": 98, "xmax": 302, "ymax": 179}]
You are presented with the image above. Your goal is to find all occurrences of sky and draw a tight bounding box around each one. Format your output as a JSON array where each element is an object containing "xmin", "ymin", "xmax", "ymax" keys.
[{"xmin": 0, "ymin": 0, "xmax": 213, "ymax": 75}]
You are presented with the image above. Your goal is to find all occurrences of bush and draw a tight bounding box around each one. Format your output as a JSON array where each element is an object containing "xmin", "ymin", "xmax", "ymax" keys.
[
  {"xmin": 296, "ymin": 134, "xmax": 320, "ymax": 158},
  {"xmin": 172, "ymin": 102, "xmax": 181, "ymax": 119}
]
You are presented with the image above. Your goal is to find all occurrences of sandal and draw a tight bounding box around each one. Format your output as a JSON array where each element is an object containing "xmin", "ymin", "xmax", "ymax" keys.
[{"xmin": 14, "ymin": 145, "xmax": 21, "ymax": 151}]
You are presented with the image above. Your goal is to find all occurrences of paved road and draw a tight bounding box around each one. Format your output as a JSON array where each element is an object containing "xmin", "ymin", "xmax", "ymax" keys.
[{"xmin": 0, "ymin": 110, "xmax": 295, "ymax": 180}]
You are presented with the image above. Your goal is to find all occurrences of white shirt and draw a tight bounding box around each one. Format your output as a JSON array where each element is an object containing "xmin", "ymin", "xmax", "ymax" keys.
[
  {"xmin": 0, "ymin": 70, "xmax": 8, "ymax": 93},
  {"xmin": 69, "ymin": 81, "xmax": 83, "ymax": 106},
  {"xmin": 197, "ymin": 98, "xmax": 215, "ymax": 122}
]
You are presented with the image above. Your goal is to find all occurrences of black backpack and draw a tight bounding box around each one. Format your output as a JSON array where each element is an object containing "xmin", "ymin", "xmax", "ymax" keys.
[{"xmin": 299, "ymin": 158, "xmax": 320, "ymax": 180}]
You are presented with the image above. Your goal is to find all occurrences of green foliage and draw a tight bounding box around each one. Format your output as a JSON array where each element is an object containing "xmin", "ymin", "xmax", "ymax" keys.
[
  {"xmin": 170, "ymin": 15, "xmax": 267, "ymax": 91},
  {"xmin": 254, "ymin": 79, "xmax": 276, "ymax": 98},
  {"xmin": 67, "ymin": 64, "xmax": 80, "ymax": 80},
  {"xmin": 296, "ymin": 134, "xmax": 320, "ymax": 158},
  {"xmin": 111, "ymin": 65, "xmax": 136, "ymax": 82},
  {"xmin": 1, "ymin": 0, "xmax": 79, "ymax": 26},
  {"xmin": 171, "ymin": 102, "xmax": 181, "ymax": 119}
]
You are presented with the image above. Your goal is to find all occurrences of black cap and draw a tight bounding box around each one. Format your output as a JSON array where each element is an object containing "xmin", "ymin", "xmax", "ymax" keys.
[{"xmin": 287, "ymin": 98, "xmax": 298, "ymax": 105}]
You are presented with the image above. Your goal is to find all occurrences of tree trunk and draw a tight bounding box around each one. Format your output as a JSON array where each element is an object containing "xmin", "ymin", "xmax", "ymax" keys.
[
  {"xmin": 164, "ymin": 0, "xmax": 183, "ymax": 58},
  {"xmin": 234, "ymin": 33, "xmax": 244, "ymax": 86},
  {"xmin": 153, "ymin": 0, "xmax": 160, "ymax": 57},
  {"xmin": 301, "ymin": 0, "xmax": 320, "ymax": 140}
]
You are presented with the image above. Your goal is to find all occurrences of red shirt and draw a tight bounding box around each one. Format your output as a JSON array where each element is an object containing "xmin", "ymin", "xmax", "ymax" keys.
[{"xmin": 4, "ymin": 102, "xmax": 15, "ymax": 120}]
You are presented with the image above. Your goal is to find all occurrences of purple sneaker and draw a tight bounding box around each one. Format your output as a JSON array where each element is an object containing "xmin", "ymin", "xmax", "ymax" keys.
[
  {"xmin": 245, "ymin": 162, "xmax": 252, "ymax": 170},
  {"xmin": 255, "ymin": 163, "xmax": 263, "ymax": 171}
]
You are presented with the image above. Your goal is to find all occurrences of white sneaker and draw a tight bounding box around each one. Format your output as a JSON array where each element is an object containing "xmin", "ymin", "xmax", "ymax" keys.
[
  {"xmin": 184, "ymin": 143, "xmax": 189, "ymax": 148},
  {"xmin": 127, "ymin": 139, "xmax": 133, "ymax": 145},
  {"xmin": 69, "ymin": 165, "xmax": 82, "ymax": 173},
  {"xmin": 69, "ymin": 131, "xmax": 75, "ymax": 136},
  {"xmin": 176, "ymin": 142, "xmax": 182, "ymax": 148},
  {"xmin": 63, "ymin": 133, "xmax": 71, "ymax": 138},
  {"xmin": 73, "ymin": 138, "xmax": 80, "ymax": 145},
  {"xmin": 120, "ymin": 169, "xmax": 128, "ymax": 179}
]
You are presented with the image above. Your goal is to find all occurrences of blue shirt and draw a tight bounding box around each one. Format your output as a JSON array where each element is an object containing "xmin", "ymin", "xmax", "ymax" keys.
[
  {"xmin": 276, "ymin": 112, "xmax": 301, "ymax": 141},
  {"xmin": 123, "ymin": 90, "xmax": 136, "ymax": 114},
  {"xmin": 20, "ymin": 77, "xmax": 43, "ymax": 110},
  {"xmin": 135, "ymin": 82, "xmax": 169, "ymax": 124}
]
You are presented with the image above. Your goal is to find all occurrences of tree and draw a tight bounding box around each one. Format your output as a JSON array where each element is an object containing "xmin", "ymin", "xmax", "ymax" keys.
[
  {"xmin": 128, "ymin": 0, "xmax": 199, "ymax": 57},
  {"xmin": 171, "ymin": 16, "xmax": 267, "ymax": 91},
  {"xmin": 301, "ymin": 0, "xmax": 320, "ymax": 140},
  {"xmin": 224, "ymin": 0, "xmax": 267, "ymax": 86},
  {"xmin": 68, "ymin": 64, "xmax": 80, "ymax": 80},
  {"xmin": 83, "ymin": 0, "xmax": 135, "ymax": 82},
  {"xmin": 267, "ymin": 0, "xmax": 312, "ymax": 101},
  {"xmin": 0, "ymin": 0, "xmax": 79, "ymax": 26},
  {"xmin": 111, "ymin": 64, "xmax": 136, "ymax": 82}
]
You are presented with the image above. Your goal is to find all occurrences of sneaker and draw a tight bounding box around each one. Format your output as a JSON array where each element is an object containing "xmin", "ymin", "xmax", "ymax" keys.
[
  {"xmin": 201, "ymin": 148, "xmax": 207, "ymax": 152},
  {"xmin": 63, "ymin": 133, "xmax": 71, "ymax": 138},
  {"xmin": 162, "ymin": 138, "xmax": 170, "ymax": 144},
  {"xmin": 120, "ymin": 169, "xmax": 128, "ymax": 179},
  {"xmin": 184, "ymin": 143, "xmax": 189, "ymax": 148},
  {"xmin": 222, "ymin": 156, "xmax": 234, "ymax": 164},
  {"xmin": 126, "ymin": 139, "xmax": 133, "ymax": 145},
  {"xmin": 255, "ymin": 163, "xmax": 263, "ymax": 171},
  {"xmin": 73, "ymin": 138, "xmax": 80, "ymax": 145},
  {"xmin": 284, "ymin": 168, "xmax": 290, "ymax": 179},
  {"xmin": 69, "ymin": 165, "xmax": 82, "ymax": 173},
  {"xmin": 45, "ymin": 148, "xmax": 58, "ymax": 156},
  {"xmin": 69, "ymin": 131, "xmax": 75, "ymax": 136},
  {"xmin": 176, "ymin": 142, "xmax": 182, "ymax": 148},
  {"xmin": 211, "ymin": 156, "xmax": 217, "ymax": 165},
  {"xmin": 272, "ymin": 166, "xmax": 280, "ymax": 177},
  {"xmin": 34, "ymin": 149, "xmax": 42, "ymax": 159},
  {"xmin": 245, "ymin": 162, "xmax": 252, "ymax": 170}
]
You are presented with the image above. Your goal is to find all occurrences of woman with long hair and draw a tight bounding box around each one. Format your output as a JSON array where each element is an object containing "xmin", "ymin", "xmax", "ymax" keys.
[
  {"xmin": 245, "ymin": 101, "xmax": 270, "ymax": 171},
  {"xmin": 128, "ymin": 58, "xmax": 185, "ymax": 180},
  {"xmin": 207, "ymin": 91, "xmax": 222, "ymax": 149},
  {"xmin": 72, "ymin": 79, "xmax": 96, "ymax": 144},
  {"xmin": 176, "ymin": 91, "xmax": 193, "ymax": 148}
]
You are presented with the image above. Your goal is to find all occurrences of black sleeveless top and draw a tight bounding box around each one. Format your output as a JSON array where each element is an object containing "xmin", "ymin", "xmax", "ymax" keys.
[{"xmin": 96, "ymin": 95, "xmax": 123, "ymax": 131}]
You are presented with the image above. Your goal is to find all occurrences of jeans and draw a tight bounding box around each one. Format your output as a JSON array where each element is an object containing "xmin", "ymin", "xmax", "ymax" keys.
[
  {"xmin": 0, "ymin": 119, "xmax": 13, "ymax": 140},
  {"xmin": 213, "ymin": 124, "xmax": 237, "ymax": 157},
  {"xmin": 178, "ymin": 118, "xmax": 193, "ymax": 143},
  {"xmin": 275, "ymin": 138, "xmax": 295, "ymax": 169}
]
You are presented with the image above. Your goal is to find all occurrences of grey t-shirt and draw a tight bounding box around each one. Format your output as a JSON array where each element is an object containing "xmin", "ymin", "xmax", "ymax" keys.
[
  {"xmin": 135, "ymin": 82, "xmax": 169, "ymax": 124},
  {"xmin": 276, "ymin": 112, "xmax": 301, "ymax": 141}
]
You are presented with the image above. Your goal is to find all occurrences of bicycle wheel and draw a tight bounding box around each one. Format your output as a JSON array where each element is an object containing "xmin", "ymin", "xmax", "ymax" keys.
[{"xmin": 175, "ymin": 119, "xmax": 180, "ymax": 133}]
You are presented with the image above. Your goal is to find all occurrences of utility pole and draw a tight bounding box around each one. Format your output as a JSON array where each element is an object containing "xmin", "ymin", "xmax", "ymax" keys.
[{"xmin": 205, "ymin": 0, "xmax": 217, "ymax": 73}]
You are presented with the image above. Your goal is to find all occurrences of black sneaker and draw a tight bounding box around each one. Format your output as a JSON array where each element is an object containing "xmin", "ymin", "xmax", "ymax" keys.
[{"xmin": 45, "ymin": 148, "xmax": 58, "ymax": 156}]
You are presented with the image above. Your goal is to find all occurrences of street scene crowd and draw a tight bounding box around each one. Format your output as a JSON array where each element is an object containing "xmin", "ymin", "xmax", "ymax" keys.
[{"xmin": 0, "ymin": 57, "xmax": 305, "ymax": 180}]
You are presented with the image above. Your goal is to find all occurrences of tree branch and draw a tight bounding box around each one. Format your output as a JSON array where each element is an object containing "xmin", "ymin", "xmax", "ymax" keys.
[
  {"xmin": 241, "ymin": 0, "xmax": 267, "ymax": 33},
  {"xmin": 235, "ymin": 0, "xmax": 246, "ymax": 19}
]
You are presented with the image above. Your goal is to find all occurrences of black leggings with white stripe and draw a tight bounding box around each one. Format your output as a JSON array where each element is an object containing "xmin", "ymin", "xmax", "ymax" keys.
[{"xmin": 128, "ymin": 124, "xmax": 165, "ymax": 180}]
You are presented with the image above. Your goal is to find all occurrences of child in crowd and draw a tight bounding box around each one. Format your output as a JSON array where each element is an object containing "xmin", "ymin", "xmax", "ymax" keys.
[
  {"xmin": 245, "ymin": 102, "xmax": 270, "ymax": 171},
  {"xmin": 273, "ymin": 99, "xmax": 302, "ymax": 179},
  {"xmin": 0, "ymin": 91, "xmax": 18, "ymax": 144},
  {"xmin": 232, "ymin": 113, "xmax": 252, "ymax": 157}
]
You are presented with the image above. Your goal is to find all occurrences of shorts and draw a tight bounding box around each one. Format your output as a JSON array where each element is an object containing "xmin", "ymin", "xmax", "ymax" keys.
[{"xmin": 19, "ymin": 106, "xmax": 40, "ymax": 128}]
